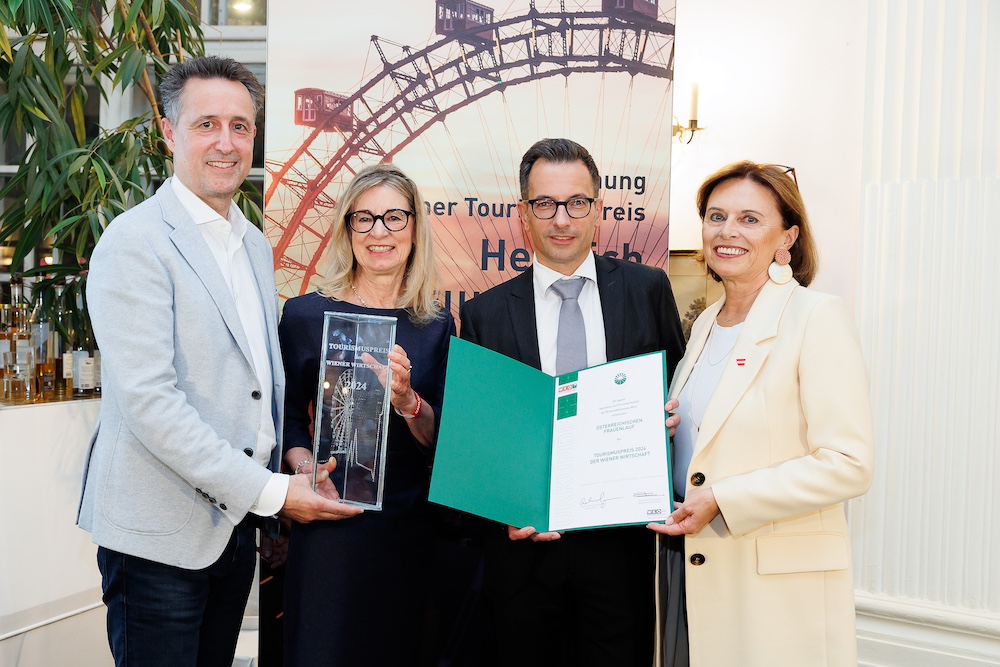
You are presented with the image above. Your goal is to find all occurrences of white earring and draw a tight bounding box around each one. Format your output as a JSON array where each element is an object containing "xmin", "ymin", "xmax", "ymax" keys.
[{"xmin": 768, "ymin": 248, "xmax": 793, "ymax": 285}]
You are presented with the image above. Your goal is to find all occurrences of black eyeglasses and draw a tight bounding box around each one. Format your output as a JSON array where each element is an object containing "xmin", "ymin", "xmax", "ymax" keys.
[
  {"xmin": 522, "ymin": 197, "xmax": 597, "ymax": 220},
  {"xmin": 764, "ymin": 164, "xmax": 797, "ymax": 187},
  {"xmin": 346, "ymin": 209, "xmax": 412, "ymax": 233}
]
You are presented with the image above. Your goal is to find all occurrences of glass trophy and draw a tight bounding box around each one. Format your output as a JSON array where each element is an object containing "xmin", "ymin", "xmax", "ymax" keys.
[{"xmin": 312, "ymin": 312, "xmax": 397, "ymax": 510}]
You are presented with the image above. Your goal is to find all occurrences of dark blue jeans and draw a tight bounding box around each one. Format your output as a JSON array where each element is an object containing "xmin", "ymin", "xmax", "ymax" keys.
[{"xmin": 97, "ymin": 519, "xmax": 257, "ymax": 667}]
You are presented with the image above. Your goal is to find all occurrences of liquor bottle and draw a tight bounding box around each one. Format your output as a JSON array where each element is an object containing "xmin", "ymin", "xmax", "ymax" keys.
[
  {"xmin": 1, "ymin": 303, "xmax": 10, "ymax": 400},
  {"xmin": 72, "ymin": 333, "xmax": 95, "ymax": 398},
  {"xmin": 35, "ymin": 311, "xmax": 58, "ymax": 402},
  {"xmin": 0, "ymin": 303, "xmax": 10, "ymax": 344},
  {"xmin": 36, "ymin": 356, "xmax": 57, "ymax": 401},
  {"xmin": 46, "ymin": 293, "xmax": 66, "ymax": 400},
  {"xmin": 58, "ymin": 291, "xmax": 74, "ymax": 399},
  {"xmin": 61, "ymin": 345, "xmax": 75, "ymax": 397},
  {"xmin": 92, "ymin": 338, "xmax": 102, "ymax": 396},
  {"xmin": 9, "ymin": 275, "xmax": 30, "ymax": 345},
  {"xmin": 8, "ymin": 276, "xmax": 35, "ymax": 402}
]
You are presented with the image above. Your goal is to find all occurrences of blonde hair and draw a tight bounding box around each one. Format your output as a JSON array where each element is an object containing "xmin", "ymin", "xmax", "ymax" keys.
[{"xmin": 314, "ymin": 164, "xmax": 442, "ymax": 323}]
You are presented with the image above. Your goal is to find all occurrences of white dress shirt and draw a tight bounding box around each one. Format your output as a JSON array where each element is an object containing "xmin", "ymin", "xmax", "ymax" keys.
[
  {"xmin": 532, "ymin": 252, "xmax": 608, "ymax": 376},
  {"xmin": 172, "ymin": 177, "xmax": 288, "ymax": 516}
]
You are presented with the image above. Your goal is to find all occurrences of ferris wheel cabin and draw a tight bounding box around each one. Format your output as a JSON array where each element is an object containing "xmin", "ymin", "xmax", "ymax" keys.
[
  {"xmin": 435, "ymin": 0, "xmax": 495, "ymax": 40},
  {"xmin": 603, "ymin": 0, "xmax": 658, "ymax": 20},
  {"xmin": 294, "ymin": 88, "xmax": 354, "ymax": 132}
]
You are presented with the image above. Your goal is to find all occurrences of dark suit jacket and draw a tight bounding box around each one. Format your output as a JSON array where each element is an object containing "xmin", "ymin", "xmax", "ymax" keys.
[
  {"xmin": 461, "ymin": 254, "xmax": 684, "ymax": 377},
  {"xmin": 459, "ymin": 254, "xmax": 685, "ymax": 599}
]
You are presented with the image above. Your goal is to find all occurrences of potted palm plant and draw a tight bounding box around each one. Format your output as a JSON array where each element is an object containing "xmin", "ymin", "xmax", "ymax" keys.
[{"xmin": 0, "ymin": 0, "xmax": 262, "ymax": 343}]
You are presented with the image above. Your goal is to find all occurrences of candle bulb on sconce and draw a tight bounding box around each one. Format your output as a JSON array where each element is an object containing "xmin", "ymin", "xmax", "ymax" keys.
[{"xmin": 673, "ymin": 83, "xmax": 706, "ymax": 144}]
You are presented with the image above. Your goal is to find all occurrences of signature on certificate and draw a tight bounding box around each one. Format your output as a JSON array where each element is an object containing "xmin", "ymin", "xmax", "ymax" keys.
[
  {"xmin": 579, "ymin": 491, "xmax": 622, "ymax": 509},
  {"xmin": 633, "ymin": 491, "xmax": 665, "ymax": 498}
]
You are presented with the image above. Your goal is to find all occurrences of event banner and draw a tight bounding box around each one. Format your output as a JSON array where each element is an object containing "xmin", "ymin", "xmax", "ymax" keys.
[
  {"xmin": 430, "ymin": 339, "xmax": 672, "ymax": 531},
  {"xmin": 264, "ymin": 0, "xmax": 677, "ymax": 317}
]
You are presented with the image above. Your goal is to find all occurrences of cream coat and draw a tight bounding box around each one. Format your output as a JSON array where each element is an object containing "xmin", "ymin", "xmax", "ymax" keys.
[{"xmin": 664, "ymin": 279, "xmax": 875, "ymax": 666}]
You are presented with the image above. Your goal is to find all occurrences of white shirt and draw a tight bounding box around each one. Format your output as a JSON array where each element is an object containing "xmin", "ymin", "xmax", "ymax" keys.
[
  {"xmin": 172, "ymin": 177, "xmax": 288, "ymax": 516},
  {"xmin": 673, "ymin": 321, "xmax": 744, "ymax": 496},
  {"xmin": 532, "ymin": 252, "xmax": 608, "ymax": 376}
]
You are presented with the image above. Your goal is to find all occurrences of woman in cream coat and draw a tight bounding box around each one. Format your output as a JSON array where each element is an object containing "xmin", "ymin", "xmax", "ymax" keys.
[{"xmin": 650, "ymin": 162, "xmax": 875, "ymax": 666}]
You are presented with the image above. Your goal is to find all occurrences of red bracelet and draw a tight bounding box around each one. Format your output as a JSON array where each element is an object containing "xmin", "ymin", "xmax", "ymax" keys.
[{"xmin": 394, "ymin": 391, "xmax": 422, "ymax": 419}]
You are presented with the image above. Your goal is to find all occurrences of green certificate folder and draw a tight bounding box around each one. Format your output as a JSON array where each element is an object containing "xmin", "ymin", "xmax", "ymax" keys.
[{"xmin": 430, "ymin": 338, "xmax": 672, "ymax": 532}]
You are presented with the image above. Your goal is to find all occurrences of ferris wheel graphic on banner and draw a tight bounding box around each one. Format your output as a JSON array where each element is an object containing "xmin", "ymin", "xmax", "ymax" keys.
[{"xmin": 265, "ymin": 0, "xmax": 676, "ymax": 300}]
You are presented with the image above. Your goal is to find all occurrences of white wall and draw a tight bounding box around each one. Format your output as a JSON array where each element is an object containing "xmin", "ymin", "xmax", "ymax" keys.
[
  {"xmin": 668, "ymin": 0, "xmax": 868, "ymax": 306},
  {"xmin": 852, "ymin": 0, "xmax": 1000, "ymax": 663},
  {"xmin": 0, "ymin": 400, "xmax": 112, "ymax": 667}
]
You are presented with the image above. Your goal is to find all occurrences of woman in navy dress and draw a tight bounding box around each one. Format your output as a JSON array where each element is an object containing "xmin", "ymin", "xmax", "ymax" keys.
[{"xmin": 280, "ymin": 164, "xmax": 455, "ymax": 666}]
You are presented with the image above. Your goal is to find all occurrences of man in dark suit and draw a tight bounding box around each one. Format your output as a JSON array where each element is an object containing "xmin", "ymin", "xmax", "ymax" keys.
[{"xmin": 459, "ymin": 138, "xmax": 685, "ymax": 667}]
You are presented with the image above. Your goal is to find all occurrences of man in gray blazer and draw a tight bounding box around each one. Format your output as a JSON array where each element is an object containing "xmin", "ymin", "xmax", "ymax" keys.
[{"xmin": 78, "ymin": 56, "xmax": 360, "ymax": 667}]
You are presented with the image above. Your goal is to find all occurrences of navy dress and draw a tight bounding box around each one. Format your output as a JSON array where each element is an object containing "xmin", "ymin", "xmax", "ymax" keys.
[{"xmin": 279, "ymin": 293, "xmax": 455, "ymax": 667}]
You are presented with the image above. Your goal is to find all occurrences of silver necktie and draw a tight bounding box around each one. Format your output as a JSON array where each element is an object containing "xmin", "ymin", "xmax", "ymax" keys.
[{"xmin": 550, "ymin": 276, "xmax": 588, "ymax": 375}]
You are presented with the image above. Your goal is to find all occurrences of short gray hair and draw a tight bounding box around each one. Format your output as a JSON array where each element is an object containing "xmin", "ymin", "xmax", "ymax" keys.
[{"xmin": 159, "ymin": 56, "xmax": 264, "ymax": 124}]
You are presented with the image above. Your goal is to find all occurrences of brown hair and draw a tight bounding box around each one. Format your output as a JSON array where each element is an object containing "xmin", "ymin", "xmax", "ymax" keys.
[{"xmin": 696, "ymin": 161, "xmax": 818, "ymax": 286}]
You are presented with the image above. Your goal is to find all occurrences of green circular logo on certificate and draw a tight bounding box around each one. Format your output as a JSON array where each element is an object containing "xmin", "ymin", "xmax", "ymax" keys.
[{"xmin": 614, "ymin": 373, "xmax": 627, "ymax": 385}]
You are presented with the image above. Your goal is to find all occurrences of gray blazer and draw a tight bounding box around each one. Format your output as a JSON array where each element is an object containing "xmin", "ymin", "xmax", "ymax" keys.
[{"xmin": 77, "ymin": 179, "xmax": 285, "ymax": 570}]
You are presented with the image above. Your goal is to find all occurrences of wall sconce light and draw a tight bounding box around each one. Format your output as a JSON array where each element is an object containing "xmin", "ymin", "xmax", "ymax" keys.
[
  {"xmin": 673, "ymin": 117, "xmax": 705, "ymax": 144},
  {"xmin": 673, "ymin": 83, "xmax": 705, "ymax": 144}
]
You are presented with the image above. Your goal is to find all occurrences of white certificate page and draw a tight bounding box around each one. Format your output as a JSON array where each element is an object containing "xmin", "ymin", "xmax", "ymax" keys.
[{"xmin": 548, "ymin": 353, "xmax": 672, "ymax": 531}]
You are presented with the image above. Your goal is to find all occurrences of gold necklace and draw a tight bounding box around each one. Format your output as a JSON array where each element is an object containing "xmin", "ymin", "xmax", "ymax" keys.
[
  {"xmin": 716, "ymin": 310, "xmax": 746, "ymax": 327},
  {"xmin": 705, "ymin": 323, "xmax": 738, "ymax": 366},
  {"xmin": 688, "ymin": 323, "xmax": 740, "ymax": 431},
  {"xmin": 350, "ymin": 283, "xmax": 369, "ymax": 308}
]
